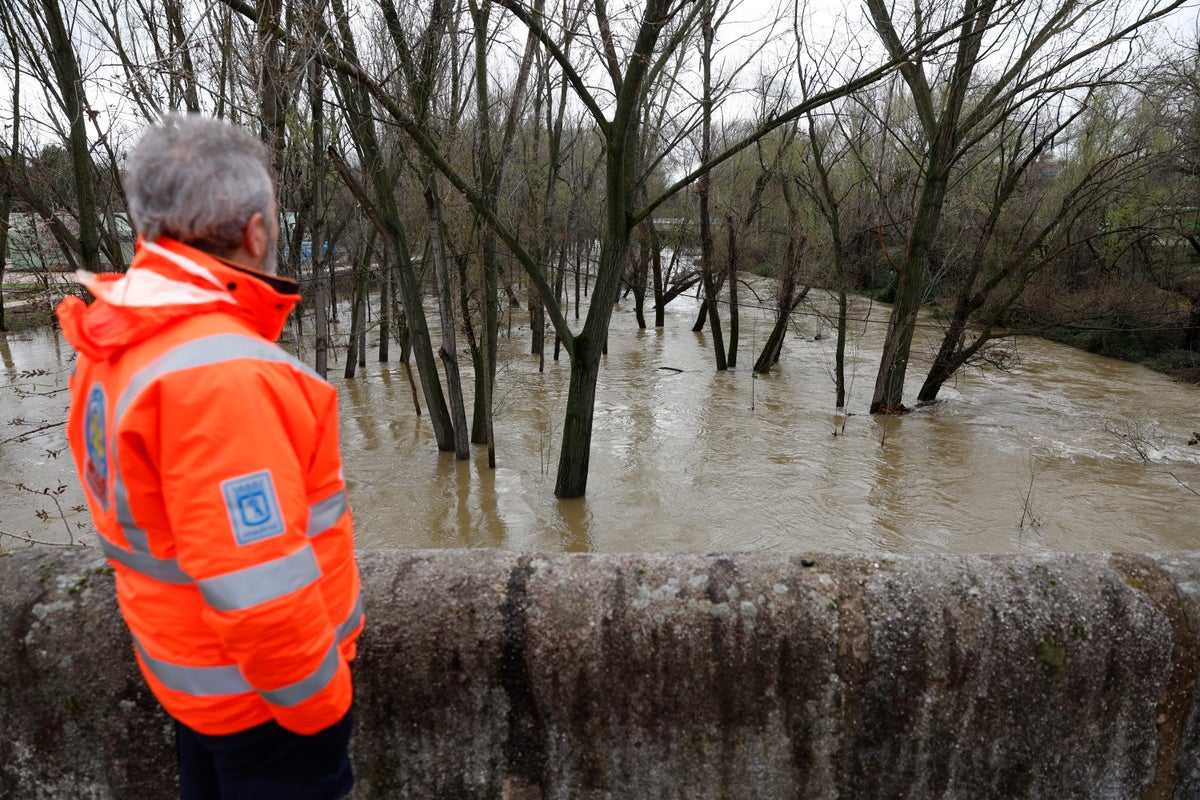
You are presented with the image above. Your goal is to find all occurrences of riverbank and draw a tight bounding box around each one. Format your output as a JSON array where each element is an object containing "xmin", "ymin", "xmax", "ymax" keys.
[
  {"xmin": 916, "ymin": 278, "xmax": 1200, "ymax": 388},
  {"xmin": 8, "ymin": 269, "xmax": 1200, "ymax": 386},
  {"xmin": 1047, "ymin": 328, "xmax": 1200, "ymax": 385},
  {"xmin": 0, "ymin": 269, "xmax": 80, "ymax": 330}
]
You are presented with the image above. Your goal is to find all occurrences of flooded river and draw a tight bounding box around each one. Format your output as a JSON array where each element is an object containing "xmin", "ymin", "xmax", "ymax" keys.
[{"xmin": 3, "ymin": 289, "xmax": 1198, "ymax": 554}]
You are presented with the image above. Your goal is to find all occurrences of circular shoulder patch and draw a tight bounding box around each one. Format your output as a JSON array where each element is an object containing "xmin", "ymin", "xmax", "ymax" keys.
[{"xmin": 83, "ymin": 384, "xmax": 110, "ymax": 509}]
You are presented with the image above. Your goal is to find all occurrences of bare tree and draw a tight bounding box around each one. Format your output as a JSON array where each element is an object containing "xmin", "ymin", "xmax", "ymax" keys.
[
  {"xmin": 382, "ymin": 0, "xmax": 472, "ymax": 458},
  {"xmin": 163, "ymin": 0, "xmax": 202, "ymax": 113},
  {"xmin": 466, "ymin": 0, "xmax": 540, "ymax": 466},
  {"xmin": 696, "ymin": 0, "xmax": 728, "ymax": 370},
  {"xmin": 310, "ymin": 48, "xmax": 332, "ymax": 378},
  {"xmin": 0, "ymin": 29, "xmax": 20, "ymax": 332},
  {"xmin": 324, "ymin": 0, "xmax": 458, "ymax": 450},
  {"xmin": 753, "ymin": 175, "xmax": 810, "ymax": 374},
  {"xmin": 864, "ymin": 0, "xmax": 1189, "ymax": 414},
  {"xmin": 0, "ymin": 0, "xmax": 109, "ymax": 272}
]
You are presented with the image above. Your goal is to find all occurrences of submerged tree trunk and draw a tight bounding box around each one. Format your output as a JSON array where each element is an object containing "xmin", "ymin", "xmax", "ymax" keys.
[
  {"xmin": 469, "ymin": 0, "xmax": 499, "ymax": 464},
  {"xmin": 649, "ymin": 216, "xmax": 666, "ymax": 328},
  {"xmin": 310, "ymin": 58, "xmax": 330, "ymax": 378},
  {"xmin": 329, "ymin": 0, "xmax": 454, "ymax": 448},
  {"xmin": 344, "ymin": 252, "xmax": 367, "ymax": 379},
  {"xmin": 696, "ymin": 0, "xmax": 726, "ymax": 371},
  {"xmin": 725, "ymin": 214, "xmax": 739, "ymax": 368},
  {"xmin": 836, "ymin": 289, "xmax": 848, "ymax": 408},
  {"xmin": 552, "ymin": 238, "xmax": 569, "ymax": 361},
  {"xmin": 555, "ymin": 225, "xmax": 630, "ymax": 498},
  {"xmin": 382, "ymin": 0, "xmax": 460, "ymax": 434},
  {"xmin": 753, "ymin": 231, "xmax": 809, "ymax": 374},
  {"xmin": 530, "ymin": 295, "xmax": 545, "ymax": 360},
  {"xmin": 312, "ymin": 248, "xmax": 330, "ymax": 379},
  {"xmin": 468, "ymin": 0, "xmax": 537, "ymax": 467},
  {"xmin": 865, "ymin": 0, "xmax": 995, "ymax": 413},
  {"xmin": 359, "ymin": 314, "xmax": 367, "ymax": 368},
  {"xmin": 869, "ymin": 167, "xmax": 949, "ymax": 413},
  {"xmin": 0, "ymin": 175, "xmax": 10, "ymax": 331},
  {"xmin": 378, "ymin": 258, "xmax": 390, "ymax": 362},
  {"xmin": 426, "ymin": 181, "xmax": 470, "ymax": 459},
  {"xmin": 631, "ymin": 227, "xmax": 650, "ymax": 329},
  {"xmin": 555, "ymin": 345, "xmax": 601, "ymax": 496}
]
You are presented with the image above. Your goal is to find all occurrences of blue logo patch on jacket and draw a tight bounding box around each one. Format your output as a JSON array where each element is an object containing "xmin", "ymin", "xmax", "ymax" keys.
[
  {"xmin": 83, "ymin": 384, "xmax": 109, "ymax": 509},
  {"xmin": 221, "ymin": 470, "xmax": 286, "ymax": 545}
]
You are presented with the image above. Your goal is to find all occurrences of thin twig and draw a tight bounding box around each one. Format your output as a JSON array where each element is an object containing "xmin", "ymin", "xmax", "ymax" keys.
[
  {"xmin": 1168, "ymin": 472, "xmax": 1200, "ymax": 498},
  {"xmin": 36, "ymin": 486, "xmax": 77, "ymax": 544},
  {"xmin": 9, "ymin": 482, "xmax": 79, "ymax": 545},
  {"xmin": 1017, "ymin": 454, "xmax": 1045, "ymax": 536},
  {"xmin": 9, "ymin": 386, "xmax": 70, "ymax": 398},
  {"xmin": 0, "ymin": 529, "xmax": 83, "ymax": 548},
  {"xmin": 2, "ymin": 420, "xmax": 66, "ymax": 444}
]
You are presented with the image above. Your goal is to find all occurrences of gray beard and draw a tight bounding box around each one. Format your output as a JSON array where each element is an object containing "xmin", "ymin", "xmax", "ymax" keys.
[{"xmin": 262, "ymin": 233, "xmax": 279, "ymax": 275}]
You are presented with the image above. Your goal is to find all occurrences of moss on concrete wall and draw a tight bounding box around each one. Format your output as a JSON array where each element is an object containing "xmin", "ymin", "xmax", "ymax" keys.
[{"xmin": 2, "ymin": 548, "xmax": 1198, "ymax": 799}]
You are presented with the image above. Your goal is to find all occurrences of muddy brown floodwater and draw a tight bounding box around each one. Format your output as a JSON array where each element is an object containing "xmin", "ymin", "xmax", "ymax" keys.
[{"xmin": 2, "ymin": 289, "xmax": 1198, "ymax": 554}]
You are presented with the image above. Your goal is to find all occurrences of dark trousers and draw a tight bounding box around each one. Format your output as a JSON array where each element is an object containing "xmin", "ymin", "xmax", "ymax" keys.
[{"xmin": 176, "ymin": 710, "xmax": 354, "ymax": 800}]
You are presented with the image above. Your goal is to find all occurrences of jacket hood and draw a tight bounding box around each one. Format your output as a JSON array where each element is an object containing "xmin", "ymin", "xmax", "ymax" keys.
[{"xmin": 57, "ymin": 238, "xmax": 301, "ymax": 361}]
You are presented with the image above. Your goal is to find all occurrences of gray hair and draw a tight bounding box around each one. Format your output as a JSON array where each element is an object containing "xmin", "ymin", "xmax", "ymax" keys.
[{"xmin": 124, "ymin": 114, "xmax": 274, "ymax": 257}]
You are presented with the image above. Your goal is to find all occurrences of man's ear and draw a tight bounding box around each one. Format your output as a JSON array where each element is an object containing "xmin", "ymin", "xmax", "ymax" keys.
[{"xmin": 242, "ymin": 212, "xmax": 269, "ymax": 264}]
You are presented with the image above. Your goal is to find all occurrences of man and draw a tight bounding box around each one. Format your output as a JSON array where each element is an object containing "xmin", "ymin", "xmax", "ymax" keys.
[{"xmin": 57, "ymin": 114, "xmax": 363, "ymax": 799}]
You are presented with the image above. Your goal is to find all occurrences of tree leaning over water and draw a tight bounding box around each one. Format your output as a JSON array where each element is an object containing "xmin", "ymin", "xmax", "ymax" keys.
[
  {"xmin": 913, "ymin": 88, "xmax": 1169, "ymax": 403},
  {"xmin": 863, "ymin": 0, "xmax": 1190, "ymax": 414}
]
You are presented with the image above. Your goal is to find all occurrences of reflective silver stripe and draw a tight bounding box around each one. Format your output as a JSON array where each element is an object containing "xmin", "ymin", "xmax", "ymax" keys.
[
  {"xmin": 261, "ymin": 644, "xmax": 341, "ymax": 707},
  {"xmin": 112, "ymin": 455, "xmax": 152, "ymax": 554},
  {"xmin": 133, "ymin": 638, "xmax": 252, "ymax": 697},
  {"xmin": 108, "ymin": 334, "xmax": 321, "ymax": 582},
  {"xmin": 135, "ymin": 637, "xmax": 343, "ymax": 706},
  {"xmin": 198, "ymin": 546, "xmax": 321, "ymax": 612},
  {"xmin": 99, "ymin": 537, "xmax": 191, "ymax": 584},
  {"xmin": 335, "ymin": 592, "xmax": 365, "ymax": 643},
  {"xmin": 306, "ymin": 490, "xmax": 348, "ymax": 537}
]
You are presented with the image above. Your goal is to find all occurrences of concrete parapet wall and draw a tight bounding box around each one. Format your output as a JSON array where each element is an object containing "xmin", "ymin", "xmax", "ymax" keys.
[{"xmin": 2, "ymin": 547, "xmax": 1199, "ymax": 799}]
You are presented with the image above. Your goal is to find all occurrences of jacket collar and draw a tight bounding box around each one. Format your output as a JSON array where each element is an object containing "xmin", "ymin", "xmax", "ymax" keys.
[
  {"xmin": 105, "ymin": 237, "xmax": 300, "ymax": 342},
  {"xmin": 219, "ymin": 257, "xmax": 301, "ymax": 296},
  {"xmin": 59, "ymin": 238, "xmax": 302, "ymax": 360}
]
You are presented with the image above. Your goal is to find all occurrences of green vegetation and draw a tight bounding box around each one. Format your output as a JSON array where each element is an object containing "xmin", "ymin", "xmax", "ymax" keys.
[{"xmin": 1036, "ymin": 635, "xmax": 1068, "ymax": 679}]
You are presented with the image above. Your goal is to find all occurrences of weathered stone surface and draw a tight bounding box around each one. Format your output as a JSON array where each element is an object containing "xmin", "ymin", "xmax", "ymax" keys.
[
  {"xmin": 0, "ymin": 549, "xmax": 174, "ymax": 799},
  {"xmin": 1, "ymin": 547, "xmax": 1198, "ymax": 799}
]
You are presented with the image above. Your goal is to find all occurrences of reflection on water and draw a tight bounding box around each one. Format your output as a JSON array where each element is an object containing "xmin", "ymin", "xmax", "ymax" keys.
[
  {"xmin": 0, "ymin": 327, "xmax": 88, "ymax": 547},
  {"xmin": 3, "ymin": 290, "xmax": 1199, "ymax": 554}
]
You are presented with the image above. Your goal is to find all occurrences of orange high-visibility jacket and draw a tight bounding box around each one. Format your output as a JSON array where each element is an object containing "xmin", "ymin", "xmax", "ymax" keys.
[{"xmin": 58, "ymin": 237, "xmax": 363, "ymax": 736}]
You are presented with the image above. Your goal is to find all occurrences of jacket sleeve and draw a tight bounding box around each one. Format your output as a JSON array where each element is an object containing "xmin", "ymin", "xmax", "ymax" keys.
[{"xmin": 158, "ymin": 356, "xmax": 352, "ymax": 735}]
